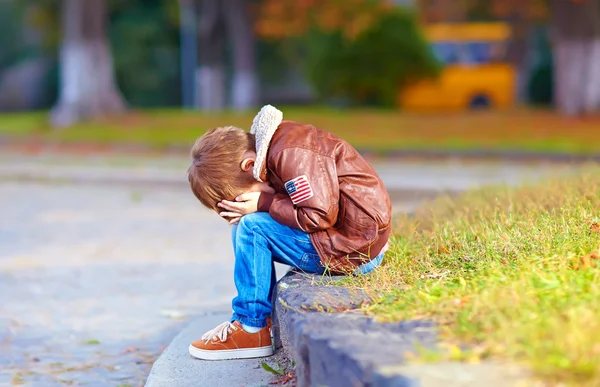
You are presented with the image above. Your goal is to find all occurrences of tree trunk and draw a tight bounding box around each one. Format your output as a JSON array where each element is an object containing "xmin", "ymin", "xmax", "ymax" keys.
[
  {"xmin": 196, "ymin": 0, "xmax": 226, "ymax": 111},
  {"xmin": 196, "ymin": 0, "xmax": 257, "ymax": 111},
  {"xmin": 505, "ymin": 13, "xmax": 532, "ymax": 104},
  {"xmin": 550, "ymin": 0, "xmax": 600, "ymax": 116},
  {"xmin": 180, "ymin": 0, "xmax": 198, "ymax": 109},
  {"xmin": 223, "ymin": 0, "xmax": 258, "ymax": 110},
  {"xmin": 418, "ymin": 0, "xmax": 467, "ymax": 23},
  {"xmin": 51, "ymin": 0, "xmax": 126, "ymax": 128}
]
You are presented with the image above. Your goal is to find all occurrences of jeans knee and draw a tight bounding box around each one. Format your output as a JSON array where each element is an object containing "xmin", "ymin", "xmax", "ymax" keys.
[{"xmin": 237, "ymin": 212, "xmax": 268, "ymax": 232}]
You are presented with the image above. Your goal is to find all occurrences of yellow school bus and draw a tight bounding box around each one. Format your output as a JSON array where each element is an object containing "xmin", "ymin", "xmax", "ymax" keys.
[{"xmin": 399, "ymin": 22, "xmax": 516, "ymax": 112}]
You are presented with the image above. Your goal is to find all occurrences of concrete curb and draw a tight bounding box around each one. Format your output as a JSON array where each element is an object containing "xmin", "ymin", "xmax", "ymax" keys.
[
  {"xmin": 273, "ymin": 272, "xmax": 533, "ymax": 387},
  {"xmin": 273, "ymin": 272, "xmax": 438, "ymax": 387}
]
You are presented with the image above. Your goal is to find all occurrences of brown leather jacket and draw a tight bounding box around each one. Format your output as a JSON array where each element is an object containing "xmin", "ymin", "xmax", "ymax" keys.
[{"xmin": 256, "ymin": 120, "xmax": 392, "ymax": 273}]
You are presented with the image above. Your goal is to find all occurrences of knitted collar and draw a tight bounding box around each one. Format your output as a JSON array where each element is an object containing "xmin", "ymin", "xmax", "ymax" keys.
[{"xmin": 250, "ymin": 105, "xmax": 283, "ymax": 182}]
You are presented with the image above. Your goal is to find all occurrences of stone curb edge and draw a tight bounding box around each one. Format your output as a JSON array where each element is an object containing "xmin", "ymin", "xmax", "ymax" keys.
[
  {"xmin": 272, "ymin": 272, "xmax": 437, "ymax": 387},
  {"xmin": 273, "ymin": 273, "xmax": 535, "ymax": 387}
]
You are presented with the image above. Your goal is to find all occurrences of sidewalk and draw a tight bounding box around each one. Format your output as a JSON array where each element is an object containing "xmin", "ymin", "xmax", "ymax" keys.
[
  {"xmin": 0, "ymin": 150, "xmax": 577, "ymax": 193},
  {"xmin": 144, "ymin": 313, "xmax": 284, "ymax": 387}
]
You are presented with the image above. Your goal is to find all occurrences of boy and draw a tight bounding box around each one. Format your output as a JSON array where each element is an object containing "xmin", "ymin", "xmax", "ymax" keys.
[{"xmin": 187, "ymin": 105, "xmax": 391, "ymax": 360}]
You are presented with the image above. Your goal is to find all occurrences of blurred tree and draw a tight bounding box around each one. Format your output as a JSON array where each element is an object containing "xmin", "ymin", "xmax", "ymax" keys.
[
  {"xmin": 487, "ymin": 1, "xmax": 547, "ymax": 103},
  {"xmin": 417, "ymin": 0, "xmax": 467, "ymax": 22},
  {"xmin": 527, "ymin": 26, "xmax": 554, "ymax": 106},
  {"xmin": 195, "ymin": 0, "xmax": 226, "ymax": 110},
  {"xmin": 254, "ymin": 0, "xmax": 390, "ymax": 40},
  {"xmin": 51, "ymin": 0, "xmax": 126, "ymax": 127},
  {"xmin": 416, "ymin": 0, "xmax": 547, "ymax": 24},
  {"xmin": 110, "ymin": 0, "xmax": 181, "ymax": 107},
  {"xmin": 0, "ymin": 2, "xmax": 27, "ymax": 70},
  {"xmin": 24, "ymin": 0, "xmax": 61, "ymax": 51},
  {"xmin": 550, "ymin": 0, "xmax": 600, "ymax": 116},
  {"xmin": 417, "ymin": 0, "xmax": 547, "ymax": 23},
  {"xmin": 195, "ymin": 0, "xmax": 258, "ymax": 111},
  {"xmin": 25, "ymin": 0, "xmax": 181, "ymax": 108},
  {"xmin": 325, "ymin": 12, "xmax": 439, "ymax": 106},
  {"xmin": 254, "ymin": 0, "xmax": 438, "ymax": 106}
]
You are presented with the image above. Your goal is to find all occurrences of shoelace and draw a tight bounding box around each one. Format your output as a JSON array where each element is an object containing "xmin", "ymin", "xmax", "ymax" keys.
[{"xmin": 201, "ymin": 321, "xmax": 238, "ymax": 344}]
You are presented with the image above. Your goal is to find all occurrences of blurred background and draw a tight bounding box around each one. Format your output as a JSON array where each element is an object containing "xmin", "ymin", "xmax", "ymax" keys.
[
  {"xmin": 1, "ymin": 1, "xmax": 599, "ymax": 386},
  {"xmin": 0, "ymin": 0, "xmax": 598, "ymax": 153}
]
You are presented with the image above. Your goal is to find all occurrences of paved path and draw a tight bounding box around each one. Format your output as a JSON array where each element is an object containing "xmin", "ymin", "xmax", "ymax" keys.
[
  {"xmin": 0, "ymin": 153, "xmax": 573, "ymax": 386},
  {"xmin": 0, "ymin": 152, "xmax": 576, "ymax": 193},
  {"xmin": 0, "ymin": 181, "xmax": 244, "ymax": 386},
  {"xmin": 145, "ymin": 313, "xmax": 291, "ymax": 387}
]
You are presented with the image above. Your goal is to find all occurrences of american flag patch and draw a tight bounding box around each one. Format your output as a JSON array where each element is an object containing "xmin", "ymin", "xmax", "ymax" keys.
[{"xmin": 285, "ymin": 175, "xmax": 314, "ymax": 204}]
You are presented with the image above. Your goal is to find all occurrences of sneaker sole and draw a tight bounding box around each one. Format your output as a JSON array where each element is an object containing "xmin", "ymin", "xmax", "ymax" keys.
[{"xmin": 188, "ymin": 344, "xmax": 274, "ymax": 360}]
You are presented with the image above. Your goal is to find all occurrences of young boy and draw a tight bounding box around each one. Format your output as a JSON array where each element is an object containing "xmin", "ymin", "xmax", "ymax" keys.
[{"xmin": 187, "ymin": 105, "xmax": 391, "ymax": 360}]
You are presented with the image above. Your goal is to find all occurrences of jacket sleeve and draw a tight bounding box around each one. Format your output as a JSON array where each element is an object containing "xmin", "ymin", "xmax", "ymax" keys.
[{"xmin": 260, "ymin": 147, "xmax": 339, "ymax": 232}]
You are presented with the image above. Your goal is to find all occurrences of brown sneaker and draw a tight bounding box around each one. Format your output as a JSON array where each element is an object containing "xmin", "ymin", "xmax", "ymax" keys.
[{"xmin": 188, "ymin": 320, "xmax": 274, "ymax": 360}]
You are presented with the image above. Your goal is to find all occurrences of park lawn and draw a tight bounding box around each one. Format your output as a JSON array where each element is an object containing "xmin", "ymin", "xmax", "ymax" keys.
[
  {"xmin": 1, "ymin": 108, "xmax": 600, "ymax": 154},
  {"xmin": 343, "ymin": 166, "xmax": 600, "ymax": 385}
]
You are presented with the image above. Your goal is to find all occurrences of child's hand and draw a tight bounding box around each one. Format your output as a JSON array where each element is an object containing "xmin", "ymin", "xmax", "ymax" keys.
[{"xmin": 218, "ymin": 192, "xmax": 262, "ymax": 225}]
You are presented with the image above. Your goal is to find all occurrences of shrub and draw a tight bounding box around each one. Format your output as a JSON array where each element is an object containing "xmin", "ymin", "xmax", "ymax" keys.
[{"xmin": 304, "ymin": 8, "xmax": 440, "ymax": 107}]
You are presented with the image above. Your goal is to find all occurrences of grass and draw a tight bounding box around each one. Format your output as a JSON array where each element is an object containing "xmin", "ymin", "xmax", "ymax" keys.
[
  {"xmin": 345, "ymin": 166, "xmax": 600, "ymax": 385},
  {"xmin": 2, "ymin": 108, "xmax": 600, "ymax": 154}
]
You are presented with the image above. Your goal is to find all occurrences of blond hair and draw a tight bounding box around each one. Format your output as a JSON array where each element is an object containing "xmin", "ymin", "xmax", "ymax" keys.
[{"xmin": 188, "ymin": 126, "xmax": 256, "ymax": 212}]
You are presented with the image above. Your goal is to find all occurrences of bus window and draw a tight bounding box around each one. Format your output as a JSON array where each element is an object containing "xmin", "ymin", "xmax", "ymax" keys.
[
  {"xmin": 464, "ymin": 41, "xmax": 492, "ymax": 64},
  {"xmin": 431, "ymin": 42, "xmax": 460, "ymax": 65}
]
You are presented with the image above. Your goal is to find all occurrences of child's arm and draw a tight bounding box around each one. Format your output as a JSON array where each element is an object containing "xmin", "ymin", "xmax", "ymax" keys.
[{"xmin": 258, "ymin": 147, "xmax": 339, "ymax": 232}]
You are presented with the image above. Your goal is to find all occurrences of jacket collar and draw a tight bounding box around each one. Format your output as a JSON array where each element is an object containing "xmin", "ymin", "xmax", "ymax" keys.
[{"xmin": 250, "ymin": 105, "xmax": 283, "ymax": 182}]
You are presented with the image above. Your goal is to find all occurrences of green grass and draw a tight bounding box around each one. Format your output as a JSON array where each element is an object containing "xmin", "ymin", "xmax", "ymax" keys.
[
  {"xmin": 346, "ymin": 166, "xmax": 600, "ymax": 385},
  {"xmin": 2, "ymin": 108, "xmax": 600, "ymax": 154}
]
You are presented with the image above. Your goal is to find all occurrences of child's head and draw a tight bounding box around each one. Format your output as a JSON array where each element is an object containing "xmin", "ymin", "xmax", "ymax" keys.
[{"xmin": 188, "ymin": 126, "xmax": 257, "ymax": 212}]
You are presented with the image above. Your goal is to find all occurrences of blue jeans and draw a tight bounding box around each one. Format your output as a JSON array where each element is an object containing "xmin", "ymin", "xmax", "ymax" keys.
[{"xmin": 230, "ymin": 212, "xmax": 383, "ymax": 328}]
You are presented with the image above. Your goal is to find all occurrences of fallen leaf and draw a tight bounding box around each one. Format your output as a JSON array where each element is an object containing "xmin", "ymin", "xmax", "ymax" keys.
[
  {"xmin": 573, "ymin": 252, "xmax": 600, "ymax": 270},
  {"xmin": 453, "ymin": 298, "xmax": 468, "ymax": 307}
]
